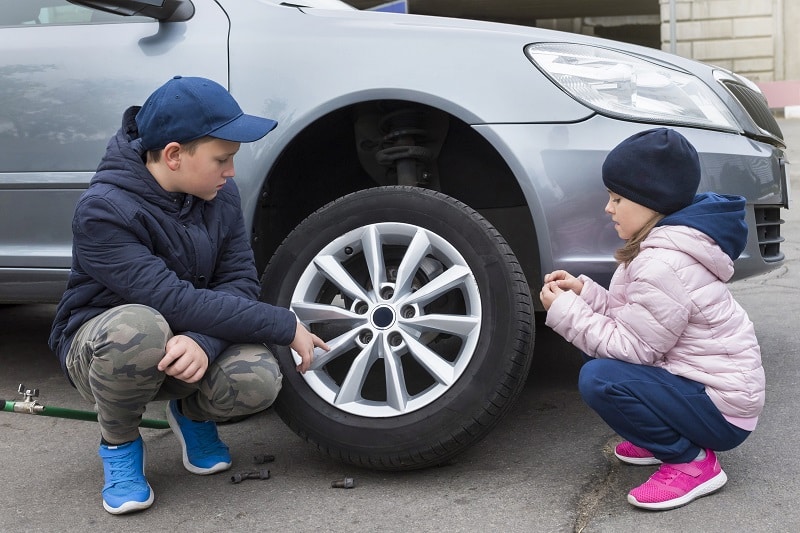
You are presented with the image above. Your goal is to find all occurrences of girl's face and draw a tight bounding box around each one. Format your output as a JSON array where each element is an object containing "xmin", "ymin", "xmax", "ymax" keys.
[{"xmin": 604, "ymin": 190, "xmax": 660, "ymax": 240}]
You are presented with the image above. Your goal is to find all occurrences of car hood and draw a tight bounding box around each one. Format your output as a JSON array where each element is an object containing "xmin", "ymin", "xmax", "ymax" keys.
[
  {"xmin": 221, "ymin": 0, "xmax": 777, "ymax": 142},
  {"xmin": 287, "ymin": 3, "xmax": 715, "ymax": 78},
  {"xmin": 293, "ymin": 4, "xmax": 778, "ymax": 142}
]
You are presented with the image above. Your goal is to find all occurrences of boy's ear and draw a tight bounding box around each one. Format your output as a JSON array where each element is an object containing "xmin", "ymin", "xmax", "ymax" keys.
[{"xmin": 163, "ymin": 142, "xmax": 182, "ymax": 170}]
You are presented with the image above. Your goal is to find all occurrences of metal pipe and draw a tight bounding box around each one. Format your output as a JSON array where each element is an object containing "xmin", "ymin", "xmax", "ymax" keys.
[
  {"xmin": 3, "ymin": 399, "xmax": 169, "ymax": 430},
  {"xmin": 669, "ymin": 0, "xmax": 677, "ymax": 54}
]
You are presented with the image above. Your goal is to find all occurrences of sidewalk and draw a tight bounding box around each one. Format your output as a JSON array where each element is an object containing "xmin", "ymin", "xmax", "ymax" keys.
[{"xmin": 757, "ymin": 80, "xmax": 800, "ymax": 118}]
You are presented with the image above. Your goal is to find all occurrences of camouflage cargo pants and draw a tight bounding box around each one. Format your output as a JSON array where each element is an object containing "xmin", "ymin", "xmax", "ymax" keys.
[{"xmin": 65, "ymin": 304, "xmax": 283, "ymax": 444}]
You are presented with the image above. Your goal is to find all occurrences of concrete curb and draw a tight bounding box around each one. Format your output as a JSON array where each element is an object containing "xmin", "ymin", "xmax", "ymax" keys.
[
  {"xmin": 783, "ymin": 106, "xmax": 800, "ymax": 119},
  {"xmin": 769, "ymin": 106, "xmax": 800, "ymax": 119}
]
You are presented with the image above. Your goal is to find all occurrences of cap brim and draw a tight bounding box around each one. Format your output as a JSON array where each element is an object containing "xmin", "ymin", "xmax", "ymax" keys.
[{"xmin": 210, "ymin": 114, "xmax": 278, "ymax": 143}]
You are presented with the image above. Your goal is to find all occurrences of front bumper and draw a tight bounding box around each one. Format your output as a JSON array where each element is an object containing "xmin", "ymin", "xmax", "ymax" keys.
[{"xmin": 475, "ymin": 116, "xmax": 787, "ymax": 287}]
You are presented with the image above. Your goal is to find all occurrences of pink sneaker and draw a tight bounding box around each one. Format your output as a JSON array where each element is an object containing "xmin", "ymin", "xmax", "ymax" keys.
[
  {"xmin": 627, "ymin": 449, "xmax": 727, "ymax": 510},
  {"xmin": 614, "ymin": 441, "xmax": 661, "ymax": 466}
]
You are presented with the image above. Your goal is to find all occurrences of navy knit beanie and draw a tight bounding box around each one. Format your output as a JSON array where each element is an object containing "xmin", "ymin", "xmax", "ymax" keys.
[{"xmin": 602, "ymin": 128, "xmax": 701, "ymax": 215}]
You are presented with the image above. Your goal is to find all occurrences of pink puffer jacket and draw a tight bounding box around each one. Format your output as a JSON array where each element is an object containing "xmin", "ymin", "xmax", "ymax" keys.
[{"xmin": 545, "ymin": 224, "xmax": 765, "ymax": 430}]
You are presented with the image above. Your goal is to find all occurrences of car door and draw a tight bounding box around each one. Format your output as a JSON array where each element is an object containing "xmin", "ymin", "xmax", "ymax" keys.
[{"xmin": 0, "ymin": 0, "xmax": 230, "ymax": 302}]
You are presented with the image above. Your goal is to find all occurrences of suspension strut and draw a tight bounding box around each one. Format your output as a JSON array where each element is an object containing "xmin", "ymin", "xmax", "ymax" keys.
[{"xmin": 375, "ymin": 108, "xmax": 435, "ymax": 186}]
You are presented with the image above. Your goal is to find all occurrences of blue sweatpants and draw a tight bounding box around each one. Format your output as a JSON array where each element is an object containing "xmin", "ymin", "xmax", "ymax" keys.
[{"xmin": 578, "ymin": 358, "xmax": 750, "ymax": 464}]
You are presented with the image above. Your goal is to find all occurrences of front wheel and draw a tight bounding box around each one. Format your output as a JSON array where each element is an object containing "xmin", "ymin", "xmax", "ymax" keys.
[{"xmin": 260, "ymin": 186, "xmax": 534, "ymax": 470}]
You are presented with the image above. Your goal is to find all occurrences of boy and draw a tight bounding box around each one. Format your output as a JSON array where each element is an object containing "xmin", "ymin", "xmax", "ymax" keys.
[{"xmin": 49, "ymin": 76, "xmax": 328, "ymax": 515}]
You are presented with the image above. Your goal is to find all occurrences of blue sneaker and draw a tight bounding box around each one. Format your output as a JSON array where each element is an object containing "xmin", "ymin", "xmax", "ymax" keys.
[
  {"xmin": 99, "ymin": 437, "xmax": 154, "ymax": 515},
  {"xmin": 166, "ymin": 399, "xmax": 231, "ymax": 475}
]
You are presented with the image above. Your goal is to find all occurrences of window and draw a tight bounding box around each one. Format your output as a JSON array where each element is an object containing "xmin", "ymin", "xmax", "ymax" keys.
[{"xmin": 0, "ymin": 0, "xmax": 150, "ymax": 27}]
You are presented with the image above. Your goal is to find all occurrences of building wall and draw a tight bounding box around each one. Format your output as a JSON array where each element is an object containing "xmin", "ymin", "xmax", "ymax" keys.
[
  {"xmin": 659, "ymin": 0, "xmax": 771, "ymax": 81},
  {"xmin": 781, "ymin": 1, "xmax": 800, "ymax": 80},
  {"xmin": 659, "ymin": 0, "xmax": 800, "ymax": 84}
]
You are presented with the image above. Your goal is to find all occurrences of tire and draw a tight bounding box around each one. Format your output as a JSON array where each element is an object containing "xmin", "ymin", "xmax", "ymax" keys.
[{"xmin": 260, "ymin": 186, "xmax": 534, "ymax": 470}]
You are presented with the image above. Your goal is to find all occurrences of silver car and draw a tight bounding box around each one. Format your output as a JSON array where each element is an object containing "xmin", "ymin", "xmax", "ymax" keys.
[{"xmin": 0, "ymin": 0, "xmax": 789, "ymax": 470}]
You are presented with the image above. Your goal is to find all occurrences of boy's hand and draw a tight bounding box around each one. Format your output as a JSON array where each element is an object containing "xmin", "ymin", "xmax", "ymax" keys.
[
  {"xmin": 158, "ymin": 334, "xmax": 209, "ymax": 383},
  {"xmin": 290, "ymin": 322, "xmax": 330, "ymax": 374}
]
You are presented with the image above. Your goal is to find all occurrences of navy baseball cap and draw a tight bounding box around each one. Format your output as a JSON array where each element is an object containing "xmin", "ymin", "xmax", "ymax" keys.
[{"xmin": 136, "ymin": 75, "xmax": 278, "ymax": 151}]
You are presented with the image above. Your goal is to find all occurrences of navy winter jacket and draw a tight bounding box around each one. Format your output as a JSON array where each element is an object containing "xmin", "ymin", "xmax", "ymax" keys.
[{"xmin": 49, "ymin": 107, "xmax": 297, "ymax": 379}]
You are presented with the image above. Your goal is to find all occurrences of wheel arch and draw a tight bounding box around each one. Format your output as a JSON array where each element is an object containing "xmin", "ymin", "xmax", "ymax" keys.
[{"xmin": 251, "ymin": 96, "xmax": 543, "ymax": 292}]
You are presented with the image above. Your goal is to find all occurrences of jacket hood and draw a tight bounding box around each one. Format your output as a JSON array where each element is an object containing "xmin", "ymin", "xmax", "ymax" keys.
[
  {"xmin": 656, "ymin": 192, "xmax": 748, "ymax": 261},
  {"xmin": 91, "ymin": 106, "xmax": 189, "ymax": 213}
]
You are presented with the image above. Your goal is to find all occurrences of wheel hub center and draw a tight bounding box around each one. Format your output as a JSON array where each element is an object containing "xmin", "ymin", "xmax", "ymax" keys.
[{"xmin": 371, "ymin": 305, "xmax": 396, "ymax": 329}]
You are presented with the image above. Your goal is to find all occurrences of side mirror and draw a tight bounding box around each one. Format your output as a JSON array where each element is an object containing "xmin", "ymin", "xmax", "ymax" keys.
[{"xmin": 67, "ymin": 0, "xmax": 194, "ymax": 22}]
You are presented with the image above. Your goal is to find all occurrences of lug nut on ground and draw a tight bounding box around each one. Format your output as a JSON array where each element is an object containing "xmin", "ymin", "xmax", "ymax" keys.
[
  {"xmin": 253, "ymin": 454, "xmax": 275, "ymax": 464},
  {"xmin": 230, "ymin": 469, "xmax": 271, "ymax": 484},
  {"xmin": 331, "ymin": 477, "xmax": 355, "ymax": 489}
]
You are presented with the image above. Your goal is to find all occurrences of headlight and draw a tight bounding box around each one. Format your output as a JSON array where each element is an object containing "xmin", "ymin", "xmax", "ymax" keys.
[{"xmin": 525, "ymin": 42, "xmax": 740, "ymax": 132}]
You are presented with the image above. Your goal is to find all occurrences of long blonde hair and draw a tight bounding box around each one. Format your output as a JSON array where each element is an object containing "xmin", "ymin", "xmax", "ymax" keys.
[{"xmin": 614, "ymin": 213, "xmax": 665, "ymax": 266}]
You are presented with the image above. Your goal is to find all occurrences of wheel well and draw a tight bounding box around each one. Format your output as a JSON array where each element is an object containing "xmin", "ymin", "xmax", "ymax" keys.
[{"xmin": 252, "ymin": 100, "xmax": 541, "ymax": 287}]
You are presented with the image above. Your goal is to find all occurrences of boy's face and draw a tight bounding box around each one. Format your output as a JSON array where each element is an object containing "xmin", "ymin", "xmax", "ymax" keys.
[
  {"xmin": 174, "ymin": 138, "xmax": 241, "ymax": 201},
  {"xmin": 604, "ymin": 190, "xmax": 659, "ymax": 240}
]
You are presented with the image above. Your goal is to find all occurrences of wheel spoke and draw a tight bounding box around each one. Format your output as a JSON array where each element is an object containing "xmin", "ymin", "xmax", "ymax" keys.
[
  {"xmin": 400, "ymin": 313, "xmax": 480, "ymax": 337},
  {"xmin": 313, "ymin": 254, "xmax": 372, "ymax": 303},
  {"xmin": 308, "ymin": 328, "xmax": 362, "ymax": 370},
  {"xmin": 400, "ymin": 330, "xmax": 455, "ymax": 385},
  {"xmin": 382, "ymin": 336, "xmax": 408, "ymax": 412},
  {"xmin": 397, "ymin": 264, "xmax": 472, "ymax": 307},
  {"xmin": 362, "ymin": 225, "xmax": 386, "ymax": 296},
  {"xmin": 335, "ymin": 339, "xmax": 378, "ymax": 405},
  {"xmin": 393, "ymin": 229, "xmax": 431, "ymax": 297},
  {"xmin": 292, "ymin": 301, "xmax": 366, "ymax": 326}
]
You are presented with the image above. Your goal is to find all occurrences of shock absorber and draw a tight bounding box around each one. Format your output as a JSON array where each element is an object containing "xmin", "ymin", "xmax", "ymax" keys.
[{"xmin": 375, "ymin": 108, "xmax": 434, "ymax": 187}]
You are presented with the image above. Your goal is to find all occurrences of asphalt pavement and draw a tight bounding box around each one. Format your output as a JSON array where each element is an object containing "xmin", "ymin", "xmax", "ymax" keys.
[{"xmin": 1, "ymin": 119, "xmax": 799, "ymax": 532}]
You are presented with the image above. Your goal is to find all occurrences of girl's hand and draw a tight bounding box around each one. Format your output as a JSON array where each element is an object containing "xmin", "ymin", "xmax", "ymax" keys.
[
  {"xmin": 543, "ymin": 270, "xmax": 584, "ymax": 295},
  {"xmin": 539, "ymin": 280, "xmax": 565, "ymax": 311},
  {"xmin": 543, "ymin": 269, "xmax": 574, "ymax": 284}
]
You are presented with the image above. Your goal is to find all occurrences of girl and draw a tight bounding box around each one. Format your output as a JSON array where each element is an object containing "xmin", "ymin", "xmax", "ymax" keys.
[{"xmin": 540, "ymin": 128, "xmax": 765, "ymax": 511}]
